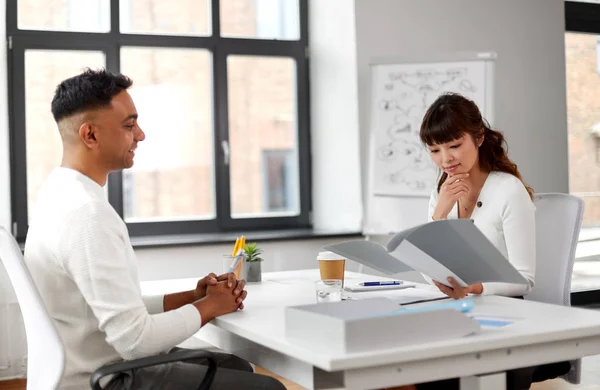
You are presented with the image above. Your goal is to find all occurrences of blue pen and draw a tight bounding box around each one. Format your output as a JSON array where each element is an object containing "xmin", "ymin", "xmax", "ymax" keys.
[
  {"xmin": 360, "ymin": 281, "xmax": 402, "ymax": 286},
  {"xmin": 227, "ymin": 249, "xmax": 245, "ymax": 273}
]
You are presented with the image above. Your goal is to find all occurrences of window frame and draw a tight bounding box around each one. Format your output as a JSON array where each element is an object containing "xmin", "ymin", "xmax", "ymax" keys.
[
  {"xmin": 7, "ymin": 0, "xmax": 311, "ymax": 241},
  {"xmin": 565, "ymin": 0, "xmax": 600, "ymax": 306}
]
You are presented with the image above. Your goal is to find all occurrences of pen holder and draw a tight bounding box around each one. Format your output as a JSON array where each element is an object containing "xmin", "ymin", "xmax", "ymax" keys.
[{"xmin": 222, "ymin": 253, "xmax": 246, "ymax": 280}]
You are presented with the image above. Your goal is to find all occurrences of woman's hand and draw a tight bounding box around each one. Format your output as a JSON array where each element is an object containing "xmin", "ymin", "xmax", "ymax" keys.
[
  {"xmin": 433, "ymin": 277, "xmax": 483, "ymax": 299},
  {"xmin": 432, "ymin": 173, "xmax": 471, "ymax": 220}
]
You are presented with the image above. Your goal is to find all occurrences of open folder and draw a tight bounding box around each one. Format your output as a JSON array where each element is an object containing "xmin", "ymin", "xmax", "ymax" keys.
[{"xmin": 324, "ymin": 219, "xmax": 529, "ymax": 288}]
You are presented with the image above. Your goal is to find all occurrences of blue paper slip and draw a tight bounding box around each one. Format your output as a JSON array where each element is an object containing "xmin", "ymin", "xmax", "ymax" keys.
[
  {"xmin": 471, "ymin": 316, "xmax": 514, "ymax": 328},
  {"xmin": 360, "ymin": 281, "xmax": 402, "ymax": 286}
]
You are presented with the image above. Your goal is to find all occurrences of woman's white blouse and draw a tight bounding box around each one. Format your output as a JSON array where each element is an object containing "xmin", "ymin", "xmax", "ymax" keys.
[{"xmin": 426, "ymin": 171, "xmax": 536, "ymax": 296}]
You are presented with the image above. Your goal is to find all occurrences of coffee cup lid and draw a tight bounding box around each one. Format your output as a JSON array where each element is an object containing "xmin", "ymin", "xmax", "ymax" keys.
[{"xmin": 317, "ymin": 251, "xmax": 345, "ymax": 260}]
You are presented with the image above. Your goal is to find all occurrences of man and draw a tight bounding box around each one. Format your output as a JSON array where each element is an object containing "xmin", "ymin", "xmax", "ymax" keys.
[{"xmin": 24, "ymin": 68, "xmax": 285, "ymax": 390}]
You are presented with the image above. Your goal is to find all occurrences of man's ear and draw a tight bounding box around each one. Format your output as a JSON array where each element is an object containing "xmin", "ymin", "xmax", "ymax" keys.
[{"xmin": 78, "ymin": 122, "xmax": 98, "ymax": 149}]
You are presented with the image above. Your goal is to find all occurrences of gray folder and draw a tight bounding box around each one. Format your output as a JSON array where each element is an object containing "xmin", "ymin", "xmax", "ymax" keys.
[{"xmin": 325, "ymin": 219, "xmax": 529, "ymax": 287}]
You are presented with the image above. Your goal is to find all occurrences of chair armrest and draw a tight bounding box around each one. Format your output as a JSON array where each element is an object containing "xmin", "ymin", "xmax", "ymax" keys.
[{"xmin": 90, "ymin": 349, "xmax": 217, "ymax": 390}]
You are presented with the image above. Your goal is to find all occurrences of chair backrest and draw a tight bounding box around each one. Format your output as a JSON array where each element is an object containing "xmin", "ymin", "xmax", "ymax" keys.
[
  {"xmin": 0, "ymin": 227, "xmax": 65, "ymax": 389},
  {"xmin": 525, "ymin": 193, "xmax": 584, "ymax": 306}
]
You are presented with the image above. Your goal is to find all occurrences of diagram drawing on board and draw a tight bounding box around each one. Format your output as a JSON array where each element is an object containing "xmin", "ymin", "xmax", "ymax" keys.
[{"xmin": 371, "ymin": 60, "xmax": 488, "ymax": 197}]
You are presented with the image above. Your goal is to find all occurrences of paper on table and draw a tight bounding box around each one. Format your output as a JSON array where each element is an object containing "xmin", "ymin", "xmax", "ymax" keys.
[{"xmin": 345, "ymin": 286, "xmax": 447, "ymax": 305}]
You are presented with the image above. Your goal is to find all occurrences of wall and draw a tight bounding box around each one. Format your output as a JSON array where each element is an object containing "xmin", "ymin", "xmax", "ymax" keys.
[
  {"xmin": 358, "ymin": 0, "xmax": 569, "ymax": 234},
  {"xmin": 308, "ymin": 0, "xmax": 363, "ymax": 231}
]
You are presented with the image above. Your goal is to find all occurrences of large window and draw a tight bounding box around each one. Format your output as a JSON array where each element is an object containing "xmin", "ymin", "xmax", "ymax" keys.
[
  {"xmin": 8, "ymin": 0, "xmax": 310, "ymax": 240},
  {"xmin": 566, "ymin": 1, "xmax": 600, "ymax": 302}
]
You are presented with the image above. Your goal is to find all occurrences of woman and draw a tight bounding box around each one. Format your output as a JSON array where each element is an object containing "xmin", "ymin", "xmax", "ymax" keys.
[
  {"xmin": 394, "ymin": 93, "xmax": 570, "ymax": 390},
  {"xmin": 422, "ymin": 92, "xmax": 535, "ymax": 299}
]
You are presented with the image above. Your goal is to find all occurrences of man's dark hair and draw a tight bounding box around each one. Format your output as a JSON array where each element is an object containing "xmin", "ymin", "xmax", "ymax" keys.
[{"xmin": 51, "ymin": 68, "xmax": 133, "ymax": 122}]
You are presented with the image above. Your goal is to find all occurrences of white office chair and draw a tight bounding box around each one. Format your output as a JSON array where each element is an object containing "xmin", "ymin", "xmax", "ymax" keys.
[
  {"xmin": 0, "ymin": 226, "xmax": 217, "ymax": 389},
  {"xmin": 0, "ymin": 226, "xmax": 65, "ymax": 389},
  {"xmin": 525, "ymin": 193, "xmax": 584, "ymax": 384}
]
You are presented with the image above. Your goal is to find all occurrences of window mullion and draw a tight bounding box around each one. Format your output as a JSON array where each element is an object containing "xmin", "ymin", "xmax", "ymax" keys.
[
  {"xmin": 8, "ymin": 45, "xmax": 28, "ymax": 240},
  {"xmin": 213, "ymin": 44, "xmax": 232, "ymax": 230}
]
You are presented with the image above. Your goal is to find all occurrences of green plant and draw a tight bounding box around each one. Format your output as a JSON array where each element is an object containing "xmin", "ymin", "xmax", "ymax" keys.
[{"xmin": 244, "ymin": 242, "xmax": 264, "ymax": 262}]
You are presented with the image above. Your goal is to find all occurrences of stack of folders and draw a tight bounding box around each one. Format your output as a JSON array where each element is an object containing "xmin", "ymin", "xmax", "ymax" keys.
[{"xmin": 284, "ymin": 297, "xmax": 480, "ymax": 353}]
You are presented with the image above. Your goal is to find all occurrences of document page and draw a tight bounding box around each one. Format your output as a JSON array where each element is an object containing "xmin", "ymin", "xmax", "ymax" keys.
[
  {"xmin": 345, "ymin": 285, "xmax": 448, "ymax": 305},
  {"xmin": 324, "ymin": 240, "xmax": 413, "ymax": 274}
]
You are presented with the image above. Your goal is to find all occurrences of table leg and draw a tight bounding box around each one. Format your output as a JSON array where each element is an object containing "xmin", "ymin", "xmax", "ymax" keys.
[{"xmin": 460, "ymin": 372, "xmax": 506, "ymax": 390}]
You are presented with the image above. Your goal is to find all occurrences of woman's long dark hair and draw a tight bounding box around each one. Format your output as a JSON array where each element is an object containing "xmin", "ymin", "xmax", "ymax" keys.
[{"xmin": 419, "ymin": 93, "xmax": 533, "ymax": 199}]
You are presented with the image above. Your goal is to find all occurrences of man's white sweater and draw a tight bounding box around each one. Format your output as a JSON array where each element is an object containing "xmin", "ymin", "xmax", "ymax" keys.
[{"xmin": 24, "ymin": 168, "xmax": 201, "ymax": 389}]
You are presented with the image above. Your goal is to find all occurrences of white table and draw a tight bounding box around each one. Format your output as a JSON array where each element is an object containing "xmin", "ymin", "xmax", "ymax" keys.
[{"xmin": 141, "ymin": 270, "xmax": 600, "ymax": 390}]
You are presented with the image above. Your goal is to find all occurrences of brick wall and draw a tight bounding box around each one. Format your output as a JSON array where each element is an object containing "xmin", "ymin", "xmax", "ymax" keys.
[{"xmin": 565, "ymin": 32, "xmax": 600, "ymax": 227}]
